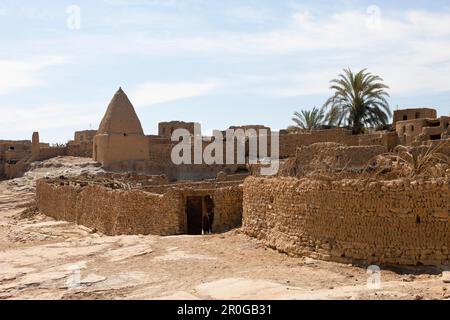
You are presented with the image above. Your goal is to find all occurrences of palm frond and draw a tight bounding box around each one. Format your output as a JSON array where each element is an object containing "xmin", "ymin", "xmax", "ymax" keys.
[{"xmin": 324, "ymin": 68, "xmax": 391, "ymax": 134}]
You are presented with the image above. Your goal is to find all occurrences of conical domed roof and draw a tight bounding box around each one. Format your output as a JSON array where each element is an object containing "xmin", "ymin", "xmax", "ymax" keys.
[{"xmin": 97, "ymin": 87, "xmax": 145, "ymax": 135}]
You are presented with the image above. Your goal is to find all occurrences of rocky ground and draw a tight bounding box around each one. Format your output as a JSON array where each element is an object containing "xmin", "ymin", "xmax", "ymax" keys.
[{"xmin": 0, "ymin": 156, "xmax": 449, "ymax": 300}]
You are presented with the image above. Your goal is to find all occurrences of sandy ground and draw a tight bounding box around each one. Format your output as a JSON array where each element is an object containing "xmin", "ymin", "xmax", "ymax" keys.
[{"xmin": 0, "ymin": 156, "xmax": 449, "ymax": 300}]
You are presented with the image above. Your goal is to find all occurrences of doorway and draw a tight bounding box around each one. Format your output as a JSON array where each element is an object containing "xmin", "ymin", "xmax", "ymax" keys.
[{"xmin": 186, "ymin": 196, "xmax": 203, "ymax": 235}]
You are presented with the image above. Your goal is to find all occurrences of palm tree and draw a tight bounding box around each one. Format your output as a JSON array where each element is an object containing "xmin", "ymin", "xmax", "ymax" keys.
[
  {"xmin": 291, "ymin": 106, "xmax": 325, "ymax": 131},
  {"xmin": 324, "ymin": 68, "xmax": 391, "ymax": 134}
]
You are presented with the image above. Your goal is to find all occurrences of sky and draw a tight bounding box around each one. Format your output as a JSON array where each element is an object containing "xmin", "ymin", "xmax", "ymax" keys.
[{"xmin": 1, "ymin": 0, "xmax": 450, "ymax": 143}]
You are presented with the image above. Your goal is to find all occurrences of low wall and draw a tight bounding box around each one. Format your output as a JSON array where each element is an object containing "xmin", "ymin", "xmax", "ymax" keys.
[
  {"xmin": 279, "ymin": 130, "xmax": 397, "ymax": 159},
  {"xmin": 67, "ymin": 142, "xmax": 93, "ymax": 158},
  {"xmin": 37, "ymin": 147, "xmax": 67, "ymax": 161},
  {"xmin": 36, "ymin": 177, "xmax": 243, "ymax": 236},
  {"xmin": 279, "ymin": 129, "xmax": 356, "ymax": 158},
  {"xmin": 107, "ymin": 160, "xmax": 239, "ymax": 182},
  {"xmin": 243, "ymin": 177, "xmax": 450, "ymax": 266},
  {"xmin": 4, "ymin": 160, "xmax": 29, "ymax": 179},
  {"xmin": 279, "ymin": 143, "xmax": 386, "ymax": 178},
  {"xmin": 36, "ymin": 180, "xmax": 182, "ymax": 236}
]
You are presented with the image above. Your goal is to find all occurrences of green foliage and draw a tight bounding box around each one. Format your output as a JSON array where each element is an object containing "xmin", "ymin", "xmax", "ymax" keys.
[
  {"xmin": 291, "ymin": 106, "xmax": 325, "ymax": 131},
  {"xmin": 324, "ymin": 68, "xmax": 392, "ymax": 134}
]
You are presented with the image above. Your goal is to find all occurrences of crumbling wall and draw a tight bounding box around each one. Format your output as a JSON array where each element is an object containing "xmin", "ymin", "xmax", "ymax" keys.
[
  {"xmin": 37, "ymin": 146, "xmax": 67, "ymax": 161},
  {"xmin": 0, "ymin": 140, "xmax": 32, "ymax": 179},
  {"xmin": 74, "ymin": 130, "xmax": 97, "ymax": 143},
  {"xmin": 279, "ymin": 129, "xmax": 398, "ymax": 159},
  {"xmin": 147, "ymin": 135, "xmax": 175, "ymax": 165},
  {"xmin": 67, "ymin": 142, "xmax": 93, "ymax": 158},
  {"xmin": 279, "ymin": 143, "xmax": 386, "ymax": 178},
  {"xmin": 36, "ymin": 180, "xmax": 183, "ymax": 236},
  {"xmin": 358, "ymin": 131, "xmax": 398, "ymax": 151},
  {"xmin": 4, "ymin": 160, "xmax": 29, "ymax": 179},
  {"xmin": 158, "ymin": 121, "xmax": 198, "ymax": 138},
  {"xmin": 36, "ymin": 176, "xmax": 244, "ymax": 235},
  {"xmin": 393, "ymin": 108, "xmax": 437, "ymax": 127},
  {"xmin": 212, "ymin": 186, "xmax": 243, "ymax": 231},
  {"xmin": 279, "ymin": 129, "xmax": 355, "ymax": 158},
  {"xmin": 243, "ymin": 176, "xmax": 450, "ymax": 266},
  {"xmin": 143, "ymin": 180, "xmax": 243, "ymax": 232}
]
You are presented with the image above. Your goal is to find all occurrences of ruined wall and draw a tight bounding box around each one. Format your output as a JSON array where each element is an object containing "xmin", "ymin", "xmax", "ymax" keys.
[
  {"xmin": 147, "ymin": 136, "xmax": 173, "ymax": 163},
  {"xmin": 66, "ymin": 142, "xmax": 93, "ymax": 158},
  {"xmin": 279, "ymin": 143, "xmax": 386, "ymax": 178},
  {"xmin": 36, "ymin": 146, "xmax": 67, "ymax": 161},
  {"xmin": 143, "ymin": 180, "xmax": 243, "ymax": 232},
  {"xmin": 243, "ymin": 177, "xmax": 450, "ymax": 266},
  {"xmin": 0, "ymin": 141, "xmax": 32, "ymax": 161},
  {"xmin": 279, "ymin": 129, "xmax": 354, "ymax": 158},
  {"xmin": 106, "ymin": 160, "xmax": 239, "ymax": 182},
  {"xmin": 74, "ymin": 130, "xmax": 97, "ymax": 143},
  {"xmin": 358, "ymin": 131, "xmax": 398, "ymax": 151},
  {"xmin": 36, "ymin": 180, "xmax": 183, "ymax": 236},
  {"xmin": 36, "ymin": 177, "xmax": 243, "ymax": 235},
  {"xmin": 212, "ymin": 186, "xmax": 243, "ymax": 231},
  {"xmin": 393, "ymin": 108, "xmax": 437, "ymax": 127},
  {"xmin": 279, "ymin": 129, "xmax": 396, "ymax": 158},
  {"xmin": 396, "ymin": 117, "xmax": 450, "ymax": 146},
  {"xmin": 158, "ymin": 121, "xmax": 199, "ymax": 138},
  {"xmin": 65, "ymin": 130, "xmax": 96, "ymax": 158},
  {"xmin": 3, "ymin": 160, "xmax": 29, "ymax": 179},
  {"xmin": 33, "ymin": 144, "xmax": 92, "ymax": 162},
  {"xmin": 0, "ymin": 140, "xmax": 32, "ymax": 179}
]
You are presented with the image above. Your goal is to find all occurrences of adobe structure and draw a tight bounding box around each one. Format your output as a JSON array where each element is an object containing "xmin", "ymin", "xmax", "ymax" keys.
[
  {"xmin": 395, "ymin": 109, "xmax": 450, "ymax": 146},
  {"xmin": 93, "ymin": 87, "xmax": 151, "ymax": 167},
  {"xmin": 36, "ymin": 173, "xmax": 243, "ymax": 236},
  {"xmin": 0, "ymin": 130, "xmax": 97, "ymax": 180},
  {"xmin": 243, "ymin": 176, "xmax": 449, "ymax": 266},
  {"xmin": 17, "ymin": 88, "xmax": 449, "ymax": 266},
  {"xmin": 158, "ymin": 121, "xmax": 198, "ymax": 138},
  {"xmin": 392, "ymin": 107, "xmax": 437, "ymax": 128},
  {"xmin": 92, "ymin": 88, "xmax": 245, "ymax": 181}
]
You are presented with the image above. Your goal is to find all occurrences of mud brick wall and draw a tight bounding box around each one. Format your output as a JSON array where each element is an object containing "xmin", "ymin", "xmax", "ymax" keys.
[
  {"xmin": 243, "ymin": 176, "xmax": 450, "ymax": 266},
  {"xmin": 36, "ymin": 178, "xmax": 243, "ymax": 235},
  {"xmin": 147, "ymin": 136, "xmax": 174, "ymax": 163},
  {"xmin": 280, "ymin": 143, "xmax": 385, "ymax": 177},
  {"xmin": 279, "ymin": 130, "xmax": 397, "ymax": 159},
  {"xmin": 143, "ymin": 181, "xmax": 243, "ymax": 232},
  {"xmin": 211, "ymin": 186, "xmax": 243, "ymax": 231},
  {"xmin": 279, "ymin": 129, "xmax": 357, "ymax": 158},
  {"xmin": 37, "ymin": 147, "xmax": 67, "ymax": 161},
  {"xmin": 3, "ymin": 160, "xmax": 29, "ymax": 179},
  {"xmin": 36, "ymin": 180, "xmax": 183, "ymax": 236},
  {"xmin": 358, "ymin": 131, "xmax": 399, "ymax": 151},
  {"xmin": 67, "ymin": 142, "xmax": 93, "ymax": 157}
]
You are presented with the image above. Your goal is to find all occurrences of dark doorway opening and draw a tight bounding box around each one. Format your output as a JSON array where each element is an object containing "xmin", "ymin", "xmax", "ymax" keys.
[
  {"xmin": 186, "ymin": 196, "xmax": 203, "ymax": 235},
  {"xmin": 430, "ymin": 134, "xmax": 441, "ymax": 141}
]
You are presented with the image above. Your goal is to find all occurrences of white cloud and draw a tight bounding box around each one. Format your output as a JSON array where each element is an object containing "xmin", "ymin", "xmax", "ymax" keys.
[
  {"xmin": 102, "ymin": 0, "xmax": 196, "ymax": 9},
  {"xmin": 0, "ymin": 103, "xmax": 103, "ymax": 136},
  {"xmin": 130, "ymin": 80, "xmax": 221, "ymax": 107},
  {"xmin": 0, "ymin": 56, "xmax": 67, "ymax": 95},
  {"xmin": 224, "ymin": 6, "xmax": 274, "ymax": 24},
  {"xmin": 3, "ymin": 7, "xmax": 450, "ymax": 104}
]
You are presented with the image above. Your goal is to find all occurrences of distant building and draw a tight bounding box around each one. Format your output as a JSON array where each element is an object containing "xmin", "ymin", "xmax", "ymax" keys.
[
  {"xmin": 392, "ymin": 108, "xmax": 437, "ymax": 128},
  {"xmin": 93, "ymin": 87, "xmax": 150, "ymax": 167}
]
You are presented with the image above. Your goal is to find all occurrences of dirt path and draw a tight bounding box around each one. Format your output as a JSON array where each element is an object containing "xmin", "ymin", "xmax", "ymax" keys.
[{"xmin": 0, "ymin": 157, "xmax": 448, "ymax": 300}]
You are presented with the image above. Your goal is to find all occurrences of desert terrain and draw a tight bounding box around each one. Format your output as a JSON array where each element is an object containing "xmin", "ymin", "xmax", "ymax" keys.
[{"xmin": 0, "ymin": 157, "xmax": 448, "ymax": 300}]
